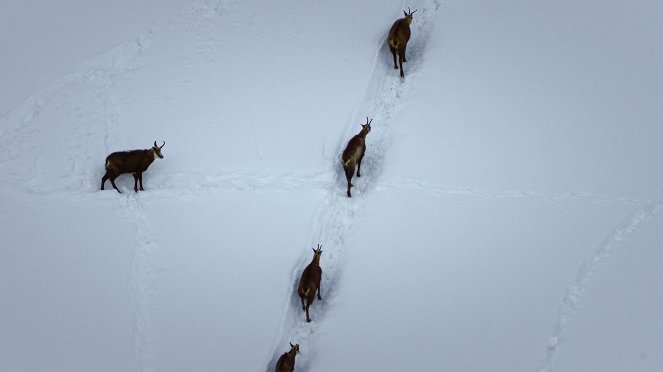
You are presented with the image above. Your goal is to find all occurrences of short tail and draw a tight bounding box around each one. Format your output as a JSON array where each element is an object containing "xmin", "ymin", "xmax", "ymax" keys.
[{"xmin": 389, "ymin": 38, "xmax": 400, "ymax": 49}]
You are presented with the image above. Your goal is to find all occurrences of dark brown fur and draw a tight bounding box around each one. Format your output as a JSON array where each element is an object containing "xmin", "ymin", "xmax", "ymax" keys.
[
  {"xmin": 101, "ymin": 141, "xmax": 164, "ymax": 193},
  {"xmin": 297, "ymin": 245, "xmax": 323, "ymax": 322},
  {"xmin": 341, "ymin": 118, "xmax": 372, "ymax": 198},
  {"xmin": 275, "ymin": 343, "xmax": 299, "ymax": 372},
  {"xmin": 388, "ymin": 8, "xmax": 416, "ymax": 78}
]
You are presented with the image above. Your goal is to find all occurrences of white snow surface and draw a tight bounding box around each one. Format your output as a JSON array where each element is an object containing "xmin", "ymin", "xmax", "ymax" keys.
[{"xmin": 1, "ymin": 0, "xmax": 662, "ymax": 371}]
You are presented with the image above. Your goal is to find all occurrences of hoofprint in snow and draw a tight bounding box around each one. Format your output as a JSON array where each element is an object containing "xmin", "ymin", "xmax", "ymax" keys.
[{"xmin": 266, "ymin": 1, "xmax": 442, "ymax": 369}]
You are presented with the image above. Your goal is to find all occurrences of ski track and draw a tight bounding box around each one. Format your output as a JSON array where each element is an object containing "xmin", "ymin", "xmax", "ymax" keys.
[
  {"xmin": 540, "ymin": 191, "xmax": 663, "ymax": 372},
  {"xmin": 265, "ymin": 1, "xmax": 443, "ymax": 370}
]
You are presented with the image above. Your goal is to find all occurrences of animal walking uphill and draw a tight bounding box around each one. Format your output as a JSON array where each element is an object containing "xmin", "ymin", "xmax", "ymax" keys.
[
  {"xmin": 101, "ymin": 141, "xmax": 165, "ymax": 193},
  {"xmin": 297, "ymin": 244, "xmax": 323, "ymax": 322},
  {"xmin": 388, "ymin": 7, "xmax": 417, "ymax": 78},
  {"xmin": 341, "ymin": 117, "xmax": 372, "ymax": 198},
  {"xmin": 275, "ymin": 343, "xmax": 300, "ymax": 372}
]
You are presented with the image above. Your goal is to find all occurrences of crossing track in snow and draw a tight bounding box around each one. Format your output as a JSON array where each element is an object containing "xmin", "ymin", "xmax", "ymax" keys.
[
  {"xmin": 540, "ymin": 191, "xmax": 663, "ymax": 371},
  {"xmin": 265, "ymin": 1, "xmax": 443, "ymax": 370},
  {"xmin": 116, "ymin": 194, "xmax": 162, "ymax": 372}
]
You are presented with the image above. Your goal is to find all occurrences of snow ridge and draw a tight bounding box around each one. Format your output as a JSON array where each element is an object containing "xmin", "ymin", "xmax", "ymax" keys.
[
  {"xmin": 541, "ymin": 191, "xmax": 663, "ymax": 371},
  {"xmin": 266, "ymin": 1, "xmax": 441, "ymax": 370}
]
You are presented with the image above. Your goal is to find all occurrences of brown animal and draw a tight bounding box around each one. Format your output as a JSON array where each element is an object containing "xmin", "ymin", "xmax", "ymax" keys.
[
  {"xmin": 297, "ymin": 244, "xmax": 323, "ymax": 322},
  {"xmin": 341, "ymin": 118, "xmax": 372, "ymax": 198},
  {"xmin": 101, "ymin": 141, "xmax": 165, "ymax": 193},
  {"xmin": 388, "ymin": 7, "xmax": 417, "ymax": 78},
  {"xmin": 275, "ymin": 343, "xmax": 300, "ymax": 372}
]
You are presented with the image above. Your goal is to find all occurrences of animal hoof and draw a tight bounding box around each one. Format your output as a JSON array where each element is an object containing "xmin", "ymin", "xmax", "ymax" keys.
[
  {"xmin": 394, "ymin": 66, "xmax": 399, "ymax": 69},
  {"xmin": 306, "ymin": 318, "xmax": 312, "ymax": 323}
]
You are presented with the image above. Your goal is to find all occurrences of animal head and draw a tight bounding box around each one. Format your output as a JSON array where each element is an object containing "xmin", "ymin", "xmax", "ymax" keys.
[
  {"xmin": 403, "ymin": 7, "xmax": 417, "ymax": 25},
  {"xmin": 289, "ymin": 343, "xmax": 300, "ymax": 355},
  {"xmin": 152, "ymin": 141, "xmax": 165, "ymax": 159},
  {"xmin": 312, "ymin": 244, "xmax": 323, "ymax": 259},
  {"xmin": 361, "ymin": 117, "xmax": 373, "ymax": 134}
]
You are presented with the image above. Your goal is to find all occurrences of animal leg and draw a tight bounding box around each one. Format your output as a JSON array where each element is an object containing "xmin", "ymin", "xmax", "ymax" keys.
[
  {"xmin": 399, "ymin": 50, "xmax": 405, "ymax": 78},
  {"xmin": 390, "ymin": 47, "xmax": 398, "ymax": 70},
  {"xmin": 300, "ymin": 295, "xmax": 306, "ymax": 311},
  {"xmin": 101, "ymin": 173, "xmax": 109, "ymax": 190},
  {"xmin": 402, "ymin": 44, "xmax": 407, "ymax": 63},
  {"xmin": 110, "ymin": 177, "xmax": 122, "ymax": 193},
  {"xmin": 138, "ymin": 173, "xmax": 145, "ymax": 191},
  {"xmin": 344, "ymin": 165, "xmax": 354, "ymax": 198},
  {"xmin": 305, "ymin": 300, "xmax": 312, "ymax": 322},
  {"xmin": 132, "ymin": 173, "xmax": 140, "ymax": 192},
  {"xmin": 317, "ymin": 284, "xmax": 322, "ymax": 301},
  {"xmin": 357, "ymin": 154, "xmax": 365, "ymax": 177}
]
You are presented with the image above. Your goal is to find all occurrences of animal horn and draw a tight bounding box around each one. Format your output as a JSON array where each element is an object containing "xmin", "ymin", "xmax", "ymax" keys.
[
  {"xmin": 160, "ymin": 141, "xmax": 165, "ymax": 148},
  {"xmin": 154, "ymin": 141, "xmax": 158, "ymax": 148}
]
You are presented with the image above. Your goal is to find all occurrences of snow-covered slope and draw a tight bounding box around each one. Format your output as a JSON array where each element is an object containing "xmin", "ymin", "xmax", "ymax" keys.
[{"xmin": 1, "ymin": 0, "xmax": 662, "ymax": 371}]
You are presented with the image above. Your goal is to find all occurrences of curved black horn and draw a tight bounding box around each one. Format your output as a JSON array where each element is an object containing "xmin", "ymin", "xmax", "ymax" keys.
[{"xmin": 160, "ymin": 141, "xmax": 165, "ymax": 148}]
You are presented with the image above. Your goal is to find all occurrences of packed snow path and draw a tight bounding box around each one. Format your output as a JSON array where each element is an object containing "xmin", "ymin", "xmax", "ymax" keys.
[{"xmin": 265, "ymin": 1, "xmax": 443, "ymax": 369}]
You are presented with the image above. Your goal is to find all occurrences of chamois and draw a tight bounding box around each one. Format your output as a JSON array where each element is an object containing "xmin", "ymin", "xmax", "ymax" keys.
[
  {"xmin": 341, "ymin": 117, "xmax": 372, "ymax": 198},
  {"xmin": 388, "ymin": 7, "xmax": 417, "ymax": 78},
  {"xmin": 101, "ymin": 141, "xmax": 165, "ymax": 193},
  {"xmin": 275, "ymin": 343, "xmax": 299, "ymax": 372},
  {"xmin": 297, "ymin": 244, "xmax": 323, "ymax": 323}
]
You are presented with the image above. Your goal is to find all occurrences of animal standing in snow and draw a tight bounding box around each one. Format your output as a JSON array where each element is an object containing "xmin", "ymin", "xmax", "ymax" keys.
[
  {"xmin": 388, "ymin": 7, "xmax": 417, "ymax": 78},
  {"xmin": 297, "ymin": 244, "xmax": 323, "ymax": 322},
  {"xmin": 275, "ymin": 343, "xmax": 300, "ymax": 372},
  {"xmin": 101, "ymin": 141, "xmax": 165, "ymax": 193},
  {"xmin": 341, "ymin": 117, "xmax": 372, "ymax": 198}
]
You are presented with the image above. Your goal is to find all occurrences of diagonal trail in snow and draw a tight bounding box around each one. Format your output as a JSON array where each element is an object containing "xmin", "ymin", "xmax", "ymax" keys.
[
  {"xmin": 265, "ymin": 1, "xmax": 442, "ymax": 370},
  {"xmin": 540, "ymin": 191, "xmax": 663, "ymax": 371}
]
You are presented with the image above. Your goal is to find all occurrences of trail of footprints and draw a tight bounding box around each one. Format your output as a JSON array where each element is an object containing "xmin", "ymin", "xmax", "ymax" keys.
[
  {"xmin": 4, "ymin": 2, "xmax": 436, "ymax": 370},
  {"xmin": 270, "ymin": 4, "xmax": 441, "ymax": 370}
]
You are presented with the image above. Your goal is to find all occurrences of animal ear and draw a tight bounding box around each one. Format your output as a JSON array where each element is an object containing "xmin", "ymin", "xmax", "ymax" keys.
[
  {"xmin": 403, "ymin": 10, "xmax": 408, "ymax": 16},
  {"xmin": 290, "ymin": 342, "xmax": 294, "ymax": 347}
]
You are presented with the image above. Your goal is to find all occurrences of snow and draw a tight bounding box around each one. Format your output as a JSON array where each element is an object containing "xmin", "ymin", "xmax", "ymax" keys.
[{"xmin": 1, "ymin": 0, "xmax": 662, "ymax": 371}]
